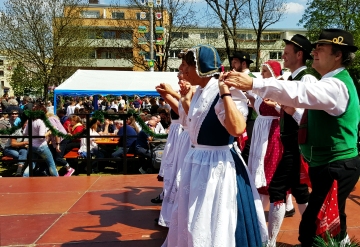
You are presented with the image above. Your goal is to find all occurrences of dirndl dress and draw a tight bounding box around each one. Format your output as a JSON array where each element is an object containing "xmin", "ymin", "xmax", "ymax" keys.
[
  {"xmin": 158, "ymin": 101, "xmax": 190, "ymax": 227},
  {"xmin": 162, "ymin": 78, "xmax": 268, "ymax": 247},
  {"xmin": 248, "ymin": 97, "xmax": 283, "ymax": 194}
]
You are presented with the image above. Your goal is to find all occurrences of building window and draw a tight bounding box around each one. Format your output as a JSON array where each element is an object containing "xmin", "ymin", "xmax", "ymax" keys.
[
  {"xmin": 89, "ymin": 50, "xmax": 96, "ymax": 59},
  {"xmin": 81, "ymin": 11, "xmax": 100, "ymax": 18},
  {"xmin": 120, "ymin": 32, "xmax": 132, "ymax": 40},
  {"xmin": 112, "ymin": 12, "xmax": 124, "ymax": 19},
  {"xmin": 262, "ymin": 33, "xmax": 281, "ymax": 41},
  {"xmin": 0, "ymin": 71, "xmax": 4, "ymax": 76},
  {"xmin": 170, "ymin": 32, "xmax": 189, "ymax": 39},
  {"xmin": 169, "ymin": 49, "xmax": 182, "ymax": 58},
  {"xmin": 269, "ymin": 51, "xmax": 283, "ymax": 60},
  {"xmin": 102, "ymin": 31, "xmax": 116, "ymax": 39},
  {"xmin": 0, "ymin": 60, "xmax": 3, "ymax": 66},
  {"xmin": 101, "ymin": 51, "xmax": 115, "ymax": 59},
  {"xmin": 87, "ymin": 31, "xmax": 96, "ymax": 39},
  {"xmin": 200, "ymin": 32, "xmax": 218, "ymax": 39},
  {"xmin": 136, "ymin": 12, "xmax": 149, "ymax": 20}
]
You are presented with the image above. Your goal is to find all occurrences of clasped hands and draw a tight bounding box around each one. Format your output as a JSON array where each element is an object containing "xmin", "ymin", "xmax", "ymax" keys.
[{"xmin": 219, "ymin": 70, "xmax": 254, "ymax": 91}]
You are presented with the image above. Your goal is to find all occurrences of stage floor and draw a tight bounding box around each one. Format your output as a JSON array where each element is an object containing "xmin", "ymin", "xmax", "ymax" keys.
[{"xmin": 0, "ymin": 175, "xmax": 359, "ymax": 246}]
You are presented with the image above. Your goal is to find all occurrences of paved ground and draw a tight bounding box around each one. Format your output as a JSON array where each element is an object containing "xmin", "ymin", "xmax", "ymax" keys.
[{"xmin": 0, "ymin": 175, "xmax": 359, "ymax": 246}]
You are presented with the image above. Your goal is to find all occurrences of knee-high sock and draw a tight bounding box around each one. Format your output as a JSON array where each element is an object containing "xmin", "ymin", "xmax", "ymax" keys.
[
  {"xmin": 285, "ymin": 194, "xmax": 294, "ymax": 211},
  {"xmin": 268, "ymin": 202, "xmax": 286, "ymax": 247},
  {"xmin": 260, "ymin": 194, "xmax": 270, "ymax": 210},
  {"xmin": 297, "ymin": 203, "xmax": 308, "ymax": 215}
]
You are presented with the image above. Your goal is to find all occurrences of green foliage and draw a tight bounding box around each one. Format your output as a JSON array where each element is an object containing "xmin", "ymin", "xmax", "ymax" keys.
[
  {"xmin": 10, "ymin": 63, "xmax": 43, "ymax": 96},
  {"xmin": 298, "ymin": 0, "xmax": 360, "ymax": 82},
  {"xmin": 313, "ymin": 232, "xmax": 360, "ymax": 247}
]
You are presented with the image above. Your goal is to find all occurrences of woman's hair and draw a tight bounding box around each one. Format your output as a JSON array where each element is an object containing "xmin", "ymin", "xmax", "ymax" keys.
[
  {"xmin": 8, "ymin": 99, "xmax": 18, "ymax": 106},
  {"xmin": 33, "ymin": 103, "xmax": 47, "ymax": 119},
  {"xmin": 184, "ymin": 50, "xmax": 196, "ymax": 67},
  {"xmin": 127, "ymin": 116, "xmax": 139, "ymax": 133},
  {"xmin": 69, "ymin": 115, "xmax": 82, "ymax": 124}
]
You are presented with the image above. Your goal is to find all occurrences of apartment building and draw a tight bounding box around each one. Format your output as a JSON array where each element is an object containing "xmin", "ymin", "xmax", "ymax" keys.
[
  {"xmin": 167, "ymin": 28, "xmax": 307, "ymax": 71},
  {"xmin": 0, "ymin": 55, "xmax": 13, "ymax": 96},
  {"xmin": 74, "ymin": 2, "xmax": 307, "ymax": 72},
  {"xmin": 71, "ymin": 1, "xmax": 169, "ymax": 71}
]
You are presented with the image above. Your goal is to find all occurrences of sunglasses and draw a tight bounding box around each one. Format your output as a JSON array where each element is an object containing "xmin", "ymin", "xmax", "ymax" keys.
[{"xmin": 11, "ymin": 113, "xmax": 19, "ymax": 115}]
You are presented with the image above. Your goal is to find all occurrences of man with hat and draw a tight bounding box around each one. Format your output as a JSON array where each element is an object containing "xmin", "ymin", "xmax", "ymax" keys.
[
  {"xmin": 230, "ymin": 50, "xmax": 255, "ymax": 76},
  {"xmin": 230, "ymin": 51, "xmax": 256, "ymax": 164},
  {"xmin": 262, "ymin": 34, "xmax": 319, "ymax": 246},
  {"xmin": 222, "ymin": 28, "xmax": 359, "ymax": 246}
]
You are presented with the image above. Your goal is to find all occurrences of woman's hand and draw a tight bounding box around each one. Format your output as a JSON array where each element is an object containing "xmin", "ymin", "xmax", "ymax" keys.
[
  {"xmin": 263, "ymin": 98, "xmax": 277, "ymax": 108},
  {"xmin": 156, "ymin": 83, "xmax": 176, "ymax": 96}
]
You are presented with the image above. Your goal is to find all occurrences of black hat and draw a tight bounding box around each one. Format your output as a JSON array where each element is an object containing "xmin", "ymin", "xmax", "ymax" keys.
[
  {"xmin": 283, "ymin": 34, "xmax": 313, "ymax": 60},
  {"xmin": 312, "ymin": 28, "xmax": 358, "ymax": 52},
  {"xmin": 230, "ymin": 51, "xmax": 254, "ymax": 64}
]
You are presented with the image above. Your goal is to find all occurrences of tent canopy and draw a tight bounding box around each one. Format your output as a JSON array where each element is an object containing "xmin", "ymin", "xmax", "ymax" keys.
[{"xmin": 54, "ymin": 69, "xmax": 180, "ymax": 97}]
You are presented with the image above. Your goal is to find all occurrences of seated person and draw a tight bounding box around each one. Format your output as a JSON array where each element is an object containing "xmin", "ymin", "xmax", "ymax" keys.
[
  {"xmin": 78, "ymin": 120, "xmax": 104, "ymax": 173},
  {"xmin": 137, "ymin": 120, "xmax": 156, "ymax": 174},
  {"xmin": 113, "ymin": 120, "xmax": 123, "ymax": 135},
  {"xmin": 3, "ymin": 120, "xmax": 28, "ymax": 176},
  {"xmin": 158, "ymin": 109, "xmax": 171, "ymax": 130},
  {"xmin": 64, "ymin": 115, "xmax": 84, "ymax": 154},
  {"xmin": 99, "ymin": 118, "xmax": 115, "ymax": 134},
  {"xmin": 111, "ymin": 118, "xmax": 138, "ymax": 158}
]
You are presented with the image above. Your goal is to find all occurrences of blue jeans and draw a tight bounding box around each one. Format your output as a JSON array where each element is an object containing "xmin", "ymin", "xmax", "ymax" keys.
[
  {"xmin": 4, "ymin": 147, "xmax": 28, "ymax": 165},
  {"xmin": 23, "ymin": 145, "xmax": 59, "ymax": 177},
  {"xmin": 112, "ymin": 147, "xmax": 129, "ymax": 158}
]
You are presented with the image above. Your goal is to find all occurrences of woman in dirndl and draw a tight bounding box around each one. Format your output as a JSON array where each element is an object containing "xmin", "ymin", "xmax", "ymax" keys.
[{"xmin": 162, "ymin": 45, "xmax": 268, "ymax": 247}]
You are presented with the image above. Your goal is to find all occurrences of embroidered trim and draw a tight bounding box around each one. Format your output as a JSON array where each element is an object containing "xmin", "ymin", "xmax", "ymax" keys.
[
  {"xmin": 187, "ymin": 45, "xmax": 221, "ymax": 78},
  {"xmin": 262, "ymin": 63, "xmax": 275, "ymax": 78}
]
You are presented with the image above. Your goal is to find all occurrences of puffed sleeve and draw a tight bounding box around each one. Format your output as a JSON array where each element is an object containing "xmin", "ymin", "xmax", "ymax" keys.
[{"xmin": 215, "ymin": 88, "xmax": 249, "ymax": 127}]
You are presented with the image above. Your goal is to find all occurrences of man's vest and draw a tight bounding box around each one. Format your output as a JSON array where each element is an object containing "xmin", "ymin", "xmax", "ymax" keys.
[{"xmin": 300, "ymin": 69, "xmax": 359, "ymax": 167}]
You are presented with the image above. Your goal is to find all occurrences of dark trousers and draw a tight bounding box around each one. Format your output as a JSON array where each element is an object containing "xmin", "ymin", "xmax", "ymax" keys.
[
  {"xmin": 298, "ymin": 156, "xmax": 360, "ymax": 247},
  {"xmin": 48, "ymin": 139, "xmax": 68, "ymax": 167},
  {"xmin": 136, "ymin": 146, "xmax": 152, "ymax": 169},
  {"xmin": 268, "ymin": 138, "xmax": 310, "ymax": 204}
]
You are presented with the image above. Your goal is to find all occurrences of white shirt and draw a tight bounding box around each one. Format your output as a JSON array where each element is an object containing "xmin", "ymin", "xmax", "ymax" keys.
[{"xmin": 253, "ymin": 67, "xmax": 348, "ymax": 117}]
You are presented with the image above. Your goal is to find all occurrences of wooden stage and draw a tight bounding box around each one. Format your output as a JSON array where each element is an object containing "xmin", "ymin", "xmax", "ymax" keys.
[{"xmin": 0, "ymin": 175, "xmax": 359, "ymax": 246}]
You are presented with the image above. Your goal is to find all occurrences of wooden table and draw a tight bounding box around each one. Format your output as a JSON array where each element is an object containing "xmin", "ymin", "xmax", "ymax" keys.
[{"xmin": 94, "ymin": 139, "xmax": 119, "ymax": 145}]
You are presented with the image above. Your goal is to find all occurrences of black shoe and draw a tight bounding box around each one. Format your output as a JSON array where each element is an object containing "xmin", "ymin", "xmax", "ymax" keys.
[
  {"xmin": 284, "ymin": 208, "xmax": 295, "ymax": 217},
  {"xmin": 151, "ymin": 195, "xmax": 163, "ymax": 204}
]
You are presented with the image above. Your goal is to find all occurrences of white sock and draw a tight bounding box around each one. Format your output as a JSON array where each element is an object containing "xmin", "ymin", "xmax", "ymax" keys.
[
  {"xmin": 340, "ymin": 234, "xmax": 350, "ymax": 247},
  {"xmin": 285, "ymin": 194, "xmax": 294, "ymax": 211},
  {"xmin": 260, "ymin": 194, "xmax": 270, "ymax": 210},
  {"xmin": 268, "ymin": 202, "xmax": 286, "ymax": 247},
  {"xmin": 297, "ymin": 203, "xmax": 308, "ymax": 215}
]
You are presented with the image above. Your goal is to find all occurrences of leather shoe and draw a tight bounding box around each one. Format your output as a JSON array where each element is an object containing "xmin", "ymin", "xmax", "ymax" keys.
[
  {"xmin": 284, "ymin": 208, "xmax": 295, "ymax": 217},
  {"xmin": 151, "ymin": 195, "xmax": 163, "ymax": 204}
]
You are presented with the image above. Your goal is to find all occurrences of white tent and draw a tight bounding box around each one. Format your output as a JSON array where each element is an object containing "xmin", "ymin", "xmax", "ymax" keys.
[{"xmin": 54, "ymin": 69, "xmax": 180, "ymax": 110}]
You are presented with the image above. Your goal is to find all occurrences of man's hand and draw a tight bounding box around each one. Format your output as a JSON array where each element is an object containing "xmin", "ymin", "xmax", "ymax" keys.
[{"xmin": 223, "ymin": 71, "xmax": 254, "ymax": 91}]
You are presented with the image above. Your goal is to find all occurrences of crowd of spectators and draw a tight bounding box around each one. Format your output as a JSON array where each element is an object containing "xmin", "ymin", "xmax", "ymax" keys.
[{"xmin": 0, "ymin": 93, "xmax": 172, "ymax": 176}]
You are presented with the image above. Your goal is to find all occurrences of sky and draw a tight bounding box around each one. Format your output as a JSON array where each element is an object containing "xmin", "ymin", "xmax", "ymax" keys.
[{"xmin": 0, "ymin": 0, "xmax": 308, "ymax": 29}]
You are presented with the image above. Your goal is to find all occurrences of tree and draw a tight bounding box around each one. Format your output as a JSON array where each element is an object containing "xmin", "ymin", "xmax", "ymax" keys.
[
  {"xmin": 204, "ymin": 0, "xmax": 248, "ymax": 63},
  {"xmin": 0, "ymin": 0, "xmax": 97, "ymax": 102},
  {"xmin": 298, "ymin": 0, "xmax": 360, "ymax": 82},
  {"xmin": 108, "ymin": 0, "xmax": 198, "ymax": 71},
  {"xmin": 247, "ymin": 0, "xmax": 287, "ymax": 71},
  {"xmin": 9, "ymin": 62, "xmax": 43, "ymax": 96}
]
